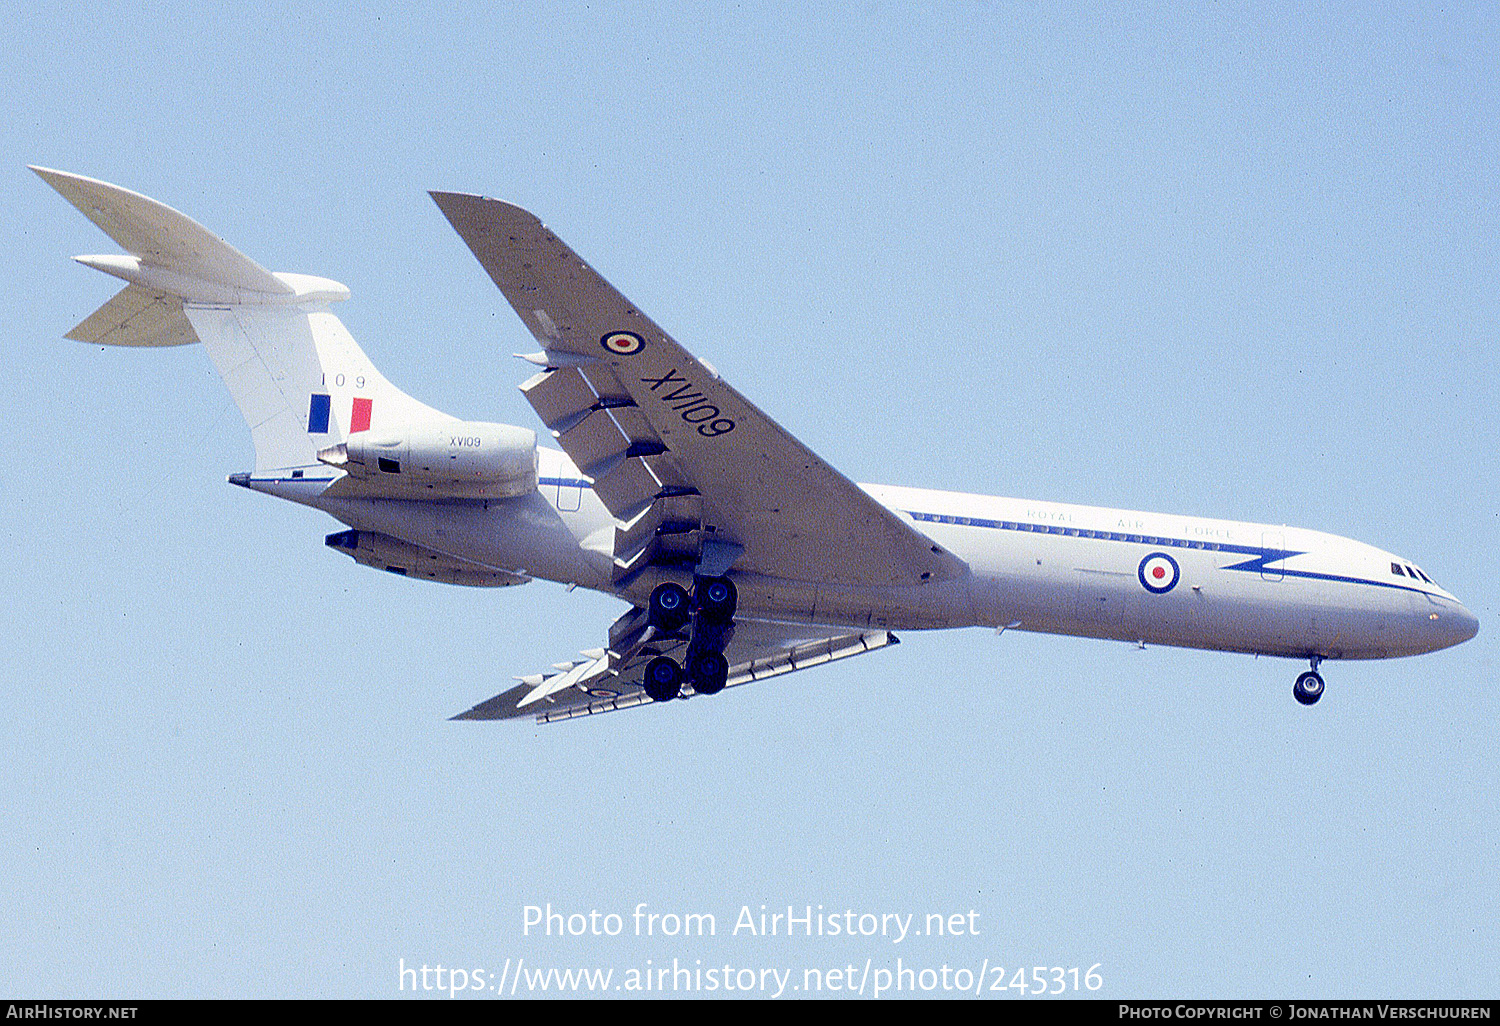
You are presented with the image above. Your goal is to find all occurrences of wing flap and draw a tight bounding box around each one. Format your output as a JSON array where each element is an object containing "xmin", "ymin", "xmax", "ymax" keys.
[
  {"xmin": 520, "ymin": 366, "xmax": 597, "ymax": 433},
  {"xmin": 589, "ymin": 455, "xmax": 663, "ymax": 522},
  {"xmin": 558, "ymin": 409, "xmax": 633, "ymax": 477},
  {"xmin": 522, "ymin": 362, "xmax": 677, "ymax": 523}
]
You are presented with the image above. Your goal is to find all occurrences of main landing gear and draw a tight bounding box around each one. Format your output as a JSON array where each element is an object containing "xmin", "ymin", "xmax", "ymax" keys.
[
  {"xmin": 1293, "ymin": 656, "xmax": 1325, "ymax": 706},
  {"xmin": 641, "ymin": 576, "xmax": 737, "ymax": 702}
]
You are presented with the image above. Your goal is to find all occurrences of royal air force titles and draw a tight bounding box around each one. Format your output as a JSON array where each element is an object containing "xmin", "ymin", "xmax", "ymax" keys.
[{"xmin": 522, "ymin": 904, "xmax": 980, "ymax": 944}]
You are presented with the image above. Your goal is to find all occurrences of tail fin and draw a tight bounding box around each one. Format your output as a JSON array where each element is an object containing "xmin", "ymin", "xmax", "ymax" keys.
[{"xmin": 35, "ymin": 167, "xmax": 447, "ymax": 473}]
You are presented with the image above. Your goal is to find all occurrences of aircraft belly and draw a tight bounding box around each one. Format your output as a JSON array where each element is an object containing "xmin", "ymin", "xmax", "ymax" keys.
[
  {"xmin": 1178, "ymin": 577, "xmax": 1320, "ymax": 656},
  {"xmin": 1072, "ymin": 569, "xmax": 1130, "ymax": 640},
  {"xmin": 813, "ymin": 577, "xmax": 970, "ymax": 630},
  {"xmin": 1308, "ymin": 586, "xmax": 1420, "ymax": 660},
  {"xmin": 318, "ymin": 493, "xmax": 614, "ymax": 591},
  {"xmin": 639, "ymin": 573, "xmax": 973, "ymax": 631}
]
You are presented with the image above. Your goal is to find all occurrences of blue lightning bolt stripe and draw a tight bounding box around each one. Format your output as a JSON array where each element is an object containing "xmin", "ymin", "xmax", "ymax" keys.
[{"xmin": 1218, "ymin": 549, "xmax": 1306, "ymax": 573}]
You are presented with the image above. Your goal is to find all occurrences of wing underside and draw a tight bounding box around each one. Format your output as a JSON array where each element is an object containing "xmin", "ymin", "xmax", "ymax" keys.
[
  {"xmin": 429, "ymin": 190, "xmax": 966, "ymax": 591},
  {"xmin": 429, "ymin": 190, "xmax": 965, "ymax": 724},
  {"xmin": 453, "ymin": 610, "xmax": 898, "ymax": 724}
]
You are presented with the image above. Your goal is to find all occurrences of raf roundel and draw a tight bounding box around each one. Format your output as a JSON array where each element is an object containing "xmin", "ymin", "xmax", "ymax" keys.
[
  {"xmin": 600, "ymin": 330, "xmax": 645, "ymax": 356},
  {"xmin": 1138, "ymin": 552, "xmax": 1180, "ymax": 594}
]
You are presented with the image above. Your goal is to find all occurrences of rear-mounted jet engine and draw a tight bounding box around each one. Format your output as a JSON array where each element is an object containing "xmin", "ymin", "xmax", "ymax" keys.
[{"xmin": 318, "ymin": 421, "xmax": 538, "ymax": 499}]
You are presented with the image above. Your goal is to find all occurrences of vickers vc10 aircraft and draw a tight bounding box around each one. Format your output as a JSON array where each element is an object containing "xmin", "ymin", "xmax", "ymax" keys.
[{"xmin": 35, "ymin": 167, "xmax": 1478, "ymax": 722}]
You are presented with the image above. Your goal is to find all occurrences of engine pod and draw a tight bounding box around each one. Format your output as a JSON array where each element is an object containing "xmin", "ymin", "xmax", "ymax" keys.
[
  {"xmin": 320, "ymin": 420, "xmax": 538, "ymax": 499},
  {"xmin": 326, "ymin": 530, "xmax": 530, "ymax": 587}
]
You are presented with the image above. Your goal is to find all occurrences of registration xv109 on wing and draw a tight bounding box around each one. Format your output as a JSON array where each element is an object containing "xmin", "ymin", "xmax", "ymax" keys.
[{"xmin": 34, "ymin": 167, "xmax": 1478, "ymax": 722}]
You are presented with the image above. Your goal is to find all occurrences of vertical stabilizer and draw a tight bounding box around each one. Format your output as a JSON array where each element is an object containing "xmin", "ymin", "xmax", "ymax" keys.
[{"xmin": 37, "ymin": 167, "xmax": 448, "ymax": 473}]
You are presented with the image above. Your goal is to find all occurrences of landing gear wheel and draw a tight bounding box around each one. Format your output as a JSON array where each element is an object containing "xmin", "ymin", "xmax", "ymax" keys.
[
  {"xmin": 694, "ymin": 575, "xmax": 737, "ymax": 623},
  {"xmin": 688, "ymin": 649, "xmax": 729, "ymax": 696},
  {"xmin": 648, "ymin": 582, "xmax": 691, "ymax": 633},
  {"xmin": 643, "ymin": 656, "xmax": 683, "ymax": 702},
  {"xmin": 1293, "ymin": 670, "xmax": 1325, "ymax": 706}
]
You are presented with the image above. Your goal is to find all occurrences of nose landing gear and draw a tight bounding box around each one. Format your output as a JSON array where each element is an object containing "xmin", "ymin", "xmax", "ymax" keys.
[{"xmin": 1293, "ymin": 656, "xmax": 1325, "ymax": 706}]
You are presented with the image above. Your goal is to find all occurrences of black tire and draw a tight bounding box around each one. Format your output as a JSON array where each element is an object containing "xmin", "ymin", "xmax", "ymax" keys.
[
  {"xmin": 695, "ymin": 575, "xmax": 737, "ymax": 623},
  {"xmin": 648, "ymin": 582, "xmax": 691, "ymax": 633},
  {"xmin": 1293, "ymin": 670, "xmax": 1324, "ymax": 706},
  {"xmin": 689, "ymin": 649, "xmax": 729, "ymax": 696},
  {"xmin": 643, "ymin": 656, "xmax": 683, "ymax": 702}
]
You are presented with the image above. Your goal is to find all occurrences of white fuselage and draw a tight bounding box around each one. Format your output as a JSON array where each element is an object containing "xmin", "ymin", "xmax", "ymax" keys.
[
  {"xmin": 40, "ymin": 166, "xmax": 1474, "ymax": 694},
  {"xmin": 254, "ymin": 445, "xmax": 1476, "ymax": 667}
]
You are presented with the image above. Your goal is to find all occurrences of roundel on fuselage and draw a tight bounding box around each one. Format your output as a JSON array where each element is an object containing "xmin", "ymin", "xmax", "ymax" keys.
[{"xmin": 1138, "ymin": 552, "xmax": 1180, "ymax": 594}]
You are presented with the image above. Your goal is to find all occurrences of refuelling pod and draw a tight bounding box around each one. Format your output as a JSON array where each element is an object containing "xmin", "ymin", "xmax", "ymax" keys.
[
  {"xmin": 326, "ymin": 530, "xmax": 530, "ymax": 588},
  {"xmin": 318, "ymin": 421, "xmax": 537, "ymax": 499}
]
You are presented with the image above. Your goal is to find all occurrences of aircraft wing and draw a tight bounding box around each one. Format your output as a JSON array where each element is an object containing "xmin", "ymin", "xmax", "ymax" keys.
[
  {"xmin": 429, "ymin": 191, "xmax": 966, "ymax": 589},
  {"xmin": 453, "ymin": 607, "xmax": 898, "ymax": 724}
]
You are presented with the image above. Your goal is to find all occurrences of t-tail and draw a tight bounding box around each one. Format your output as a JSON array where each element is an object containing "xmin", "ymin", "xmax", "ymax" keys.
[{"xmin": 33, "ymin": 166, "xmax": 453, "ymax": 477}]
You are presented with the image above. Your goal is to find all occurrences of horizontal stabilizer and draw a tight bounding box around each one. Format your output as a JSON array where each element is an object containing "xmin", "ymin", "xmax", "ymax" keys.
[
  {"xmin": 31, "ymin": 166, "xmax": 291, "ymax": 295},
  {"xmin": 66, "ymin": 283, "xmax": 198, "ymax": 347}
]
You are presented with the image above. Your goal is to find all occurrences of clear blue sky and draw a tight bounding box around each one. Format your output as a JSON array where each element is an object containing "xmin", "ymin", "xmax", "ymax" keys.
[{"xmin": 2, "ymin": 1, "xmax": 1496, "ymax": 999}]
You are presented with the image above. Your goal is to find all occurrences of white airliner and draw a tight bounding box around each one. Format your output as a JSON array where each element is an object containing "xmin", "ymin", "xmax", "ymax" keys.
[{"xmin": 35, "ymin": 167, "xmax": 1478, "ymax": 722}]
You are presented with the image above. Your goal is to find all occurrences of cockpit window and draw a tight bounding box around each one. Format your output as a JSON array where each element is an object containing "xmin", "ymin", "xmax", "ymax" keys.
[{"xmin": 1391, "ymin": 561, "xmax": 1438, "ymax": 587}]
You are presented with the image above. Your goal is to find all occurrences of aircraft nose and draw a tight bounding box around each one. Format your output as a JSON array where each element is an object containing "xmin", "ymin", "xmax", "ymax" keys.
[
  {"xmin": 1453, "ymin": 603, "xmax": 1479, "ymax": 644},
  {"xmin": 1426, "ymin": 599, "xmax": 1479, "ymax": 650}
]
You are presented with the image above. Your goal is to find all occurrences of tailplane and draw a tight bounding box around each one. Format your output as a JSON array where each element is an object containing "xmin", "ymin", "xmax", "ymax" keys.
[{"xmin": 35, "ymin": 166, "xmax": 447, "ymax": 473}]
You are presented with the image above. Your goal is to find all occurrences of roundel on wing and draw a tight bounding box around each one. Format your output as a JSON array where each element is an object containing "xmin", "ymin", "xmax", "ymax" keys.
[
  {"xmin": 1138, "ymin": 552, "xmax": 1180, "ymax": 594},
  {"xmin": 600, "ymin": 330, "xmax": 645, "ymax": 356}
]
